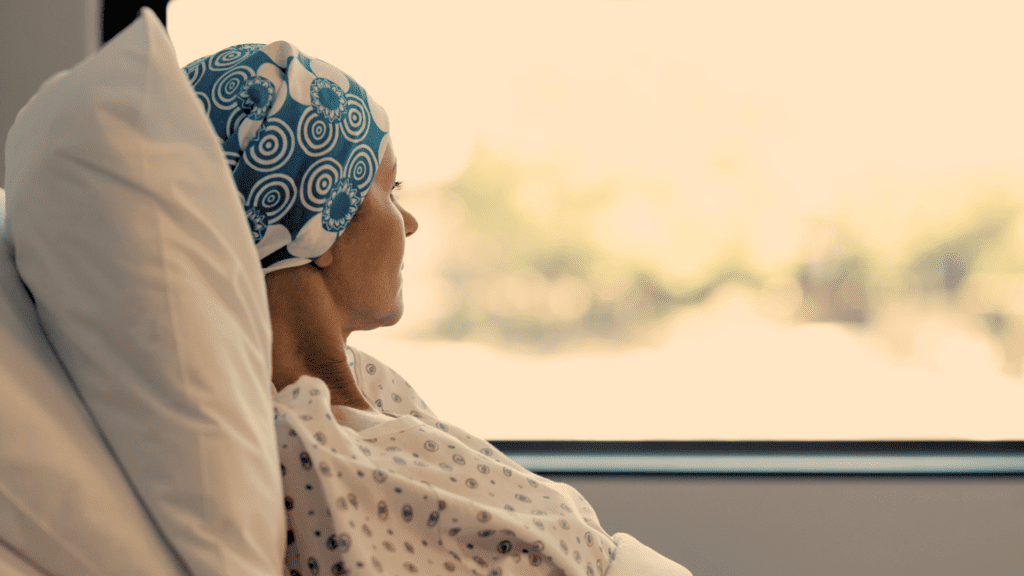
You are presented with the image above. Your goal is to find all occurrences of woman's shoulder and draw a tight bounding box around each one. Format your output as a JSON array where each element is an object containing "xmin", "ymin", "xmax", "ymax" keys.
[{"xmin": 346, "ymin": 345, "xmax": 438, "ymax": 420}]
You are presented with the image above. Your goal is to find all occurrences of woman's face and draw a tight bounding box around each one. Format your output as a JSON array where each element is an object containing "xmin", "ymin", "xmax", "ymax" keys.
[{"xmin": 314, "ymin": 141, "xmax": 418, "ymax": 332}]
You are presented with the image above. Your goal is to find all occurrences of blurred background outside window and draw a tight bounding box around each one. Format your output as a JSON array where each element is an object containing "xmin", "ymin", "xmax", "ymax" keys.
[{"xmin": 169, "ymin": 0, "xmax": 1024, "ymax": 440}]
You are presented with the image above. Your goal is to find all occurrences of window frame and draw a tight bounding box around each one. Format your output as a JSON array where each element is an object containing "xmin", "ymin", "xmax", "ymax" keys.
[{"xmin": 490, "ymin": 440, "xmax": 1024, "ymax": 475}]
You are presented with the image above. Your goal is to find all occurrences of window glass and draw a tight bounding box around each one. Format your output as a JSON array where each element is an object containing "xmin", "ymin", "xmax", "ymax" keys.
[{"xmin": 169, "ymin": 0, "xmax": 1024, "ymax": 440}]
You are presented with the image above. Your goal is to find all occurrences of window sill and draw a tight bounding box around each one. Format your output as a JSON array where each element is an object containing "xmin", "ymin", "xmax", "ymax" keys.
[{"xmin": 489, "ymin": 441, "xmax": 1024, "ymax": 475}]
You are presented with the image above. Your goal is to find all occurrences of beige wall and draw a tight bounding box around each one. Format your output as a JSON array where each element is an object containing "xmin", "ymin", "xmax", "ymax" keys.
[
  {"xmin": 0, "ymin": 0, "xmax": 99, "ymax": 185},
  {"xmin": 549, "ymin": 474, "xmax": 1024, "ymax": 576}
]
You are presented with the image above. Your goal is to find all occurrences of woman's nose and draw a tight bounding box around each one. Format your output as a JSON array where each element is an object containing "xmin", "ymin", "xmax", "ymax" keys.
[{"xmin": 402, "ymin": 206, "xmax": 419, "ymax": 237}]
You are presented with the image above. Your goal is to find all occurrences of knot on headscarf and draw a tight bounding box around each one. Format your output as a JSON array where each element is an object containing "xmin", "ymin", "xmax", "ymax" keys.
[{"xmin": 184, "ymin": 42, "xmax": 390, "ymax": 273}]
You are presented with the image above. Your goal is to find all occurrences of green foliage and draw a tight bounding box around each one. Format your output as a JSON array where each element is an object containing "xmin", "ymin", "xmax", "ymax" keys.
[
  {"xmin": 418, "ymin": 144, "xmax": 1024, "ymax": 365},
  {"xmin": 419, "ymin": 145, "xmax": 758, "ymax": 352}
]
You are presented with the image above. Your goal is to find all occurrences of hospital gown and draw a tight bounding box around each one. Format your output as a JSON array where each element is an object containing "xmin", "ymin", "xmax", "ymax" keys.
[{"xmin": 275, "ymin": 346, "xmax": 616, "ymax": 576}]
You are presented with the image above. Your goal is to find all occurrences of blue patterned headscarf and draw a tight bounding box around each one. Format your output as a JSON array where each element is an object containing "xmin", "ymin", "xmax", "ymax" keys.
[{"xmin": 184, "ymin": 42, "xmax": 390, "ymax": 274}]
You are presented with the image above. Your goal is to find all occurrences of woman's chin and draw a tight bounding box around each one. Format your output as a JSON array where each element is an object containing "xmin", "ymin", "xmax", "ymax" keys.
[
  {"xmin": 388, "ymin": 299, "xmax": 405, "ymax": 326},
  {"xmin": 349, "ymin": 290, "xmax": 404, "ymax": 332},
  {"xmin": 380, "ymin": 310, "xmax": 403, "ymax": 329},
  {"xmin": 371, "ymin": 299, "xmax": 404, "ymax": 330}
]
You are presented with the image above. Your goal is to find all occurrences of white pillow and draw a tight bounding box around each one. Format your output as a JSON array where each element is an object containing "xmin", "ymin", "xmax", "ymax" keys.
[
  {"xmin": 4, "ymin": 9, "xmax": 284, "ymax": 576},
  {"xmin": 0, "ymin": 191, "xmax": 183, "ymax": 574}
]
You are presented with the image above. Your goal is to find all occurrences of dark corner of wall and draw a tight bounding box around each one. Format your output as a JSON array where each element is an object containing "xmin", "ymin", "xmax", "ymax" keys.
[{"xmin": 101, "ymin": 1, "xmax": 169, "ymax": 43}]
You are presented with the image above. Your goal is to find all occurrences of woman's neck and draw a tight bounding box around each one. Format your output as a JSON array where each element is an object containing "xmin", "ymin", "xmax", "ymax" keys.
[
  {"xmin": 270, "ymin": 338, "xmax": 370, "ymax": 409},
  {"xmin": 265, "ymin": 267, "xmax": 371, "ymax": 409}
]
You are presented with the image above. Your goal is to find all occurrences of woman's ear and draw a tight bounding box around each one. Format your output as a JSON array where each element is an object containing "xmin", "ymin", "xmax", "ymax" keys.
[{"xmin": 313, "ymin": 250, "xmax": 333, "ymax": 270}]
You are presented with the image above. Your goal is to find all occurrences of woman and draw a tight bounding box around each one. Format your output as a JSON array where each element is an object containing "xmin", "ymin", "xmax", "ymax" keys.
[{"xmin": 186, "ymin": 43, "xmax": 688, "ymax": 576}]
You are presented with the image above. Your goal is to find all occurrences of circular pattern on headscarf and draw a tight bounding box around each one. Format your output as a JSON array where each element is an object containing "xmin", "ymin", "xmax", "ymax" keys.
[
  {"xmin": 310, "ymin": 78, "xmax": 346, "ymax": 123},
  {"xmin": 184, "ymin": 41, "xmax": 390, "ymax": 273},
  {"xmin": 300, "ymin": 157, "xmax": 343, "ymax": 211},
  {"xmin": 224, "ymin": 151, "xmax": 240, "ymax": 171},
  {"xmin": 225, "ymin": 107, "xmax": 246, "ymax": 139},
  {"xmin": 248, "ymin": 173, "xmax": 297, "ymax": 225},
  {"xmin": 344, "ymin": 144, "xmax": 377, "ymax": 190},
  {"xmin": 238, "ymin": 76, "xmax": 275, "ymax": 120},
  {"xmin": 193, "ymin": 91, "xmax": 211, "ymax": 115},
  {"xmin": 245, "ymin": 118, "xmax": 296, "ymax": 173},
  {"xmin": 212, "ymin": 66, "xmax": 254, "ymax": 110},
  {"xmin": 246, "ymin": 206, "xmax": 267, "ymax": 243},
  {"xmin": 208, "ymin": 43, "xmax": 264, "ymax": 71},
  {"xmin": 342, "ymin": 93, "xmax": 370, "ymax": 142},
  {"xmin": 322, "ymin": 178, "xmax": 360, "ymax": 232},
  {"xmin": 185, "ymin": 59, "xmax": 205, "ymax": 85},
  {"xmin": 298, "ymin": 108, "xmax": 338, "ymax": 157}
]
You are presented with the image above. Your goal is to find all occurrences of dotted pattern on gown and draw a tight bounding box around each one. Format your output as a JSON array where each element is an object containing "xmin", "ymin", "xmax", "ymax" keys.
[{"xmin": 275, "ymin": 346, "xmax": 615, "ymax": 576}]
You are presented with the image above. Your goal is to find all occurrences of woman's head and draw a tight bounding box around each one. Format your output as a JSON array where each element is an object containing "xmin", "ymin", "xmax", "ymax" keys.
[{"xmin": 184, "ymin": 41, "xmax": 392, "ymax": 274}]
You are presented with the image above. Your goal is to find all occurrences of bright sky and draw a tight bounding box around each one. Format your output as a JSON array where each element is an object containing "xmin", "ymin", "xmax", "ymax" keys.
[{"xmin": 167, "ymin": 0, "xmax": 1024, "ymax": 440}]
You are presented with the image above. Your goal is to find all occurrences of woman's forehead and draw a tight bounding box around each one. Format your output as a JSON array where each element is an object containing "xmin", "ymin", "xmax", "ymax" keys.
[{"xmin": 378, "ymin": 141, "xmax": 397, "ymax": 177}]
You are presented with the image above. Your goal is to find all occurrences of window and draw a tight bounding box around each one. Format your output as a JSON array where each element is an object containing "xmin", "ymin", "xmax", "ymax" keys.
[{"xmin": 169, "ymin": 0, "xmax": 1024, "ymax": 440}]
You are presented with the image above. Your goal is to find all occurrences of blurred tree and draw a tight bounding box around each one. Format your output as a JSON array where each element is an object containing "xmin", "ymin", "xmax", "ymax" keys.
[
  {"xmin": 420, "ymin": 144, "xmax": 1024, "ymax": 378},
  {"xmin": 421, "ymin": 145, "xmax": 760, "ymax": 352}
]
